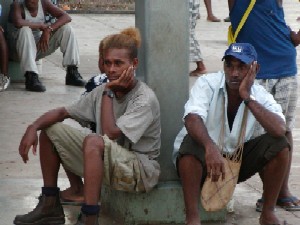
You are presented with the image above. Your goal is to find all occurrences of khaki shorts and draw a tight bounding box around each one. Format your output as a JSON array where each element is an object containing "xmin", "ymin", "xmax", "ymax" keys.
[
  {"xmin": 256, "ymin": 76, "xmax": 298, "ymax": 131},
  {"xmin": 46, "ymin": 123, "xmax": 145, "ymax": 192}
]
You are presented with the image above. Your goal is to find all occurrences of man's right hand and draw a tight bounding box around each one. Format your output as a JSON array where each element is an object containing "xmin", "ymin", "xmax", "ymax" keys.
[
  {"xmin": 107, "ymin": 66, "xmax": 134, "ymax": 92},
  {"xmin": 37, "ymin": 28, "xmax": 51, "ymax": 53},
  {"xmin": 19, "ymin": 125, "xmax": 38, "ymax": 163},
  {"xmin": 205, "ymin": 143, "xmax": 225, "ymax": 182}
]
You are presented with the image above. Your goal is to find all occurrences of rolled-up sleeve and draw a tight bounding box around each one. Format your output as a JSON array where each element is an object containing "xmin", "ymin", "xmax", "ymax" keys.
[{"xmin": 183, "ymin": 77, "xmax": 213, "ymax": 122}]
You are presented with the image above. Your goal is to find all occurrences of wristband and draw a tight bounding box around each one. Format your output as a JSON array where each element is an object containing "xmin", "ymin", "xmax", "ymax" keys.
[
  {"xmin": 47, "ymin": 25, "xmax": 54, "ymax": 32},
  {"xmin": 102, "ymin": 89, "xmax": 114, "ymax": 98},
  {"xmin": 243, "ymin": 95, "xmax": 255, "ymax": 106}
]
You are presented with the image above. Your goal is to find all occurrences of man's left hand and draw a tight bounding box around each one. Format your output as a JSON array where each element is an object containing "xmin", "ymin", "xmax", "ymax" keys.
[
  {"xmin": 239, "ymin": 61, "xmax": 257, "ymax": 99},
  {"xmin": 37, "ymin": 29, "xmax": 51, "ymax": 53},
  {"xmin": 107, "ymin": 66, "xmax": 135, "ymax": 92},
  {"xmin": 291, "ymin": 29, "xmax": 300, "ymax": 47}
]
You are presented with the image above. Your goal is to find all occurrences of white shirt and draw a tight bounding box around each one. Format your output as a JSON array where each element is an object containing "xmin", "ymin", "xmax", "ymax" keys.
[{"xmin": 172, "ymin": 71, "xmax": 285, "ymax": 165}]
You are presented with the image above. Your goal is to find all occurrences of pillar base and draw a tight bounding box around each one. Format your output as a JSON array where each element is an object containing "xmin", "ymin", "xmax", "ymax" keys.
[
  {"xmin": 101, "ymin": 181, "xmax": 227, "ymax": 225},
  {"xmin": 9, "ymin": 61, "xmax": 23, "ymax": 83}
]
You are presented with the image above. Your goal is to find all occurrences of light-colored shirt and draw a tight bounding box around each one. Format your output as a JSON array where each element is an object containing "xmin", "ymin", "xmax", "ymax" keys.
[{"xmin": 172, "ymin": 71, "xmax": 285, "ymax": 165}]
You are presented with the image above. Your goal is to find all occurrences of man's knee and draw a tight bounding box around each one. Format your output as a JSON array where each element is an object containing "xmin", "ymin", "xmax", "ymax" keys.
[
  {"xmin": 276, "ymin": 147, "xmax": 290, "ymax": 161},
  {"xmin": 59, "ymin": 24, "xmax": 74, "ymax": 35},
  {"xmin": 83, "ymin": 134, "xmax": 104, "ymax": 156},
  {"xmin": 177, "ymin": 154, "xmax": 203, "ymax": 174},
  {"xmin": 18, "ymin": 27, "xmax": 33, "ymax": 39}
]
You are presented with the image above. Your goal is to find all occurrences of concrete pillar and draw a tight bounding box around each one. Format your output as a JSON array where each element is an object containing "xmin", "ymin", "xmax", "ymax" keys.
[
  {"xmin": 136, "ymin": 0, "xmax": 189, "ymax": 182},
  {"xmin": 101, "ymin": 1, "xmax": 226, "ymax": 224}
]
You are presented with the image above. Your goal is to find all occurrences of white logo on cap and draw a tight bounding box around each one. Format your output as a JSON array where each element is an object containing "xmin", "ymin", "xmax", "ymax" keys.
[{"xmin": 232, "ymin": 46, "xmax": 242, "ymax": 53}]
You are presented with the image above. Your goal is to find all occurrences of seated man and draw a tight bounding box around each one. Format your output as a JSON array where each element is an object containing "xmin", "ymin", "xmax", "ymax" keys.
[
  {"xmin": 0, "ymin": 25, "xmax": 10, "ymax": 91},
  {"xmin": 8, "ymin": 0, "xmax": 86, "ymax": 92},
  {"xmin": 173, "ymin": 43, "xmax": 290, "ymax": 225},
  {"xmin": 13, "ymin": 27, "xmax": 161, "ymax": 225}
]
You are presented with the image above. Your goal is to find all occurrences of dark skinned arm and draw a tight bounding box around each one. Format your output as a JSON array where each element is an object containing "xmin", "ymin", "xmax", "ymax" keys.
[
  {"xmin": 41, "ymin": 0, "xmax": 71, "ymax": 31},
  {"xmin": 101, "ymin": 66, "xmax": 134, "ymax": 140},
  {"xmin": 39, "ymin": 0, "xmax": 71, "ymax": 52},
  {"xmin": 19, "ymin": 107, "xmax": 70, "ymax": 163},
  {"xmin": 12, "ymin": 1, "xmax": 47, "ymax": 29},
  {"xmin": 227, "ymin": 0, "xmax": 235, "ymax": 11},
  {"xmin": 239, "ymin": 62, "xmax": 286, "ymax": 137},
  {"xmin": 185, "ymin": 113, "xmax": 225, "ymax": 182}
]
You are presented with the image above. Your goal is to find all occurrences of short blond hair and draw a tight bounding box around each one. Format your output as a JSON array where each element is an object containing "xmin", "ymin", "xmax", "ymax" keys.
[{"xmin": 102, "ymin": 27, "xmax": 141, "ymax": 60}]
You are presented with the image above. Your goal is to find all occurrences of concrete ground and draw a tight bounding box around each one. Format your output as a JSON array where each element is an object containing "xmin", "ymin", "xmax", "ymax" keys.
[{"xmin": 1, "ymin": 0, "xmax": 300, "ymax": 224}]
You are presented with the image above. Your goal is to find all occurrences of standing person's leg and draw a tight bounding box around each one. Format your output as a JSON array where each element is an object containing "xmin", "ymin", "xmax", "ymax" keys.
[
  {"xmin": 13, "ymin": 130, "xmax": 65, "ymax": 225},
  {"xmin": 0, "ymin": 27, "xmax": 10, "ymax": 91},
  {"xmin": 256, "ymin": 77, "xmax": 300, "ymax": 211},
  {"xmin": 189, "ymin": 0, "xmax": 207, "ymax": 77},
  {"xmin": 203, "ymin": 0, "xmax": 220, "ymax": 22},
  {"xmin": 274, "ymin": 77, "xmax": 300, "ymax": 210}
]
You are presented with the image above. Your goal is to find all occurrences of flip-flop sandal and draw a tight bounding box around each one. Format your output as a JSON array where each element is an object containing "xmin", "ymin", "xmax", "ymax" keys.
[
  {"xmin": 256, "ymin": 198, "xmax": 277, "ymax": 213},
  {"xmin": 276, "ymin": 196, "xmax": 300, "ymax": 211}
]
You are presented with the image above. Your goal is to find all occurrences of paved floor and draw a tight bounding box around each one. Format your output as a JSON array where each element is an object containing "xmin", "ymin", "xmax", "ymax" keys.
[{"xmin": 1, "ymin": 0, "xmax": 300, "ymax": 224}]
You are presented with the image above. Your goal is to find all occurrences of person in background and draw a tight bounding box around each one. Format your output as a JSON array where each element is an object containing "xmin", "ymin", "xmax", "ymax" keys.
[
  {"xmin": 0, "ymin": 4, "xmax": 10, "ymax": 91},
  {"xmin": 189, "ymin": 0, "xmax": 207, "ymax": 76},
  {"xmin": 8, "ymin": 0, "xmax": 86, "ymax": 92},
  {"xmin": 204, "ymin": 0, "xmax": 221, "ymax": 22}
]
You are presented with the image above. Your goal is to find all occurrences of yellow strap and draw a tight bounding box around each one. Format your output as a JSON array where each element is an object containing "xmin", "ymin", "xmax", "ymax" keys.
[{"xmin": 232, "ymin": 0, "xmax": 256, "ymax": 43}]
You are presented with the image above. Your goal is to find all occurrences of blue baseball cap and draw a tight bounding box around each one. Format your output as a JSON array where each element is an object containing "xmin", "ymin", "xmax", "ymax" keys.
[{"xmin": 222, "ymin": 43, "xmax": 257, "ymax": 64}]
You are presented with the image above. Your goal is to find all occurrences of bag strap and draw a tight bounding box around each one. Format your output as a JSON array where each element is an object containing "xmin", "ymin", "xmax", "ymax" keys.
[
  {"xmin": 232, "ymin": 0, "xmax": 256, "ymax": 43},
  {"xmin": 218, "ymin": 95, "xmax": 248, "ymax": 162}
]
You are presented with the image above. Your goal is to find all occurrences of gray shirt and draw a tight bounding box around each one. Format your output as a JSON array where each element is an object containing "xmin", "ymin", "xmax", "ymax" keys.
[{"xmin": 66, "ymin": 80, "xmax": 161, "ymax": 191}]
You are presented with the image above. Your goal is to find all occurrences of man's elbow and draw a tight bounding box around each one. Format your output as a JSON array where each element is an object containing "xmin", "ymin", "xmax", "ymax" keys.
[
  {"xmin": 14, "ymin": 21, "xmax": 23, "ymax": 28},
  {"xmin": 271, "ymin": 124, "xmax": 286, "ymax": 137},
  {"xmin": 64, "ymin": 14, "xmax": 72, "ymax": 23}
]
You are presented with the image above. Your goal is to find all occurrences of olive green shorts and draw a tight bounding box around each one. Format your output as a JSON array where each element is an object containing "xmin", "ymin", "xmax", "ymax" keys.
[{"xmin": 46, "ymin": 123, "xmax": 145, "ymax": 192}]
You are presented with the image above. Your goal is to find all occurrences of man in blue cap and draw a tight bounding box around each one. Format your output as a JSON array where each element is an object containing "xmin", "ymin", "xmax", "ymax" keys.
[{"xmin": 173, "ymin": 43, "xmax": 290, "ymax": 225}]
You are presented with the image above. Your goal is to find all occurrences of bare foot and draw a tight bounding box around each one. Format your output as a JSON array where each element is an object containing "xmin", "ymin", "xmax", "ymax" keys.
[
  {"xmin": 207, "ymin": 15, "xmax": 221, "ymax": 22},
  {"xmin": 259, "ymin": 209, "xmax": 282, "ymax": 225},
  {"xmin": 60, "ymin": 187, "xmax": 84, "ymax": 205}
]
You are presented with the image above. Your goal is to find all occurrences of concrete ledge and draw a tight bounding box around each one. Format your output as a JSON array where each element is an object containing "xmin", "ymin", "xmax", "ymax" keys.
[
  {"xmin": 101, "ymin": 181, "xmax": 227, "ymax": 225},
  {"xmin": 9, "ymin": 61, "xmax": 23, "ymax": 83},
  {"xmin": 9, "ymin": 60, "xmax": 43, "ymax": 83}
]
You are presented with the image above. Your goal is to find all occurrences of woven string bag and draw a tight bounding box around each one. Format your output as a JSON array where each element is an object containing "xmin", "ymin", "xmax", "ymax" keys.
[{"xmin": 201, "ymin": 105, "xmax": 248, "ymax": 212}]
